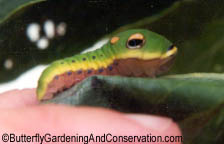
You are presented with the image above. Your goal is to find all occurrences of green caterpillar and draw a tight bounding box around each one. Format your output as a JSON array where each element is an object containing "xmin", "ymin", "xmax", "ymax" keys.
[{"xmin": 37, "ymin": 29, "xmax": 177, "ymax": 100}]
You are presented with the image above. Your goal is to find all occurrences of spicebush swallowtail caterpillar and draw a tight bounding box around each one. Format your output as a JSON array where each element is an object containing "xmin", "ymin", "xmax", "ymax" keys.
[{"xmin": 37, "ymin": 29, "xmax": 177, "ymax": 100}]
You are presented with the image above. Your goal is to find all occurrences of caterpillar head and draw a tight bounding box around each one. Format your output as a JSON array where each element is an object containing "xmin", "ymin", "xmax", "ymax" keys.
[{"xmin": 109, "ymin": 29, "xmax": 177, "ymax": 60}]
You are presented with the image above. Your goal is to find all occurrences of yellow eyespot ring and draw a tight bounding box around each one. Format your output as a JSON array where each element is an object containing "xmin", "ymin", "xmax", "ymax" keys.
[{"xmin": 127, "ymin": 33, "xmax": 145, "ymax": 49}]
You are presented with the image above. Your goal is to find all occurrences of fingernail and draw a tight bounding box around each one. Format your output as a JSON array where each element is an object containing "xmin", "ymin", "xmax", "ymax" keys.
[{"xmin": 126, "ymin": 114, "xmax": 173, "ymax": 132}]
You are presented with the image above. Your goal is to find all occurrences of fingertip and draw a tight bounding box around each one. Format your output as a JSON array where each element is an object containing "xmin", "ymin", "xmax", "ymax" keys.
[{"xmin": 0, "ymin": 105, "xmax": 182, "ymax": 144}]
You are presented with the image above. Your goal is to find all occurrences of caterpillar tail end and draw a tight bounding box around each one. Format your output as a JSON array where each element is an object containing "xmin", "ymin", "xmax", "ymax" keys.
[
  {"xmin": 36, "ymin": 81, "xmax": 45, "ymax": 101},
  {"xmin": 36, "ymin": 63, "xmax": 56, "ymax": 101},
  {"xmin": 36, "ymin": 70, "xmax": 49, "ymax": 101}
]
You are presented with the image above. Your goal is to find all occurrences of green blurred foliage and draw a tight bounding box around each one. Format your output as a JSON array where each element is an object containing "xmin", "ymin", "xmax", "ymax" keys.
[{"xmin": 145, "ymin": 0, "xmax": 224, "ymax": 74}]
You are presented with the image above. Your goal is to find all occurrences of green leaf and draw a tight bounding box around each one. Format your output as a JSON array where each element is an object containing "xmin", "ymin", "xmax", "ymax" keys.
[
  {"xmin": 44, "ymin": 73, "xmax": 224, "ymax": 143},
  {"xmin": 0, "ymin": 0, "xmax": 45, "ymax": 24}
]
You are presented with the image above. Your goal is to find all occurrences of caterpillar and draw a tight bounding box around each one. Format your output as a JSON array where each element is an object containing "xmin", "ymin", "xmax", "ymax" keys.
[{"xmin": 37, "ymin": 29, "xmax": 177, "ymax": 100}]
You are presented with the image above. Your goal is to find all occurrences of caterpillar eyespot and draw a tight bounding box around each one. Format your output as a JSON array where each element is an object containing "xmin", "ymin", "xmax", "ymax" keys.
[
  {"xmin": 127, "ymin": 39, "xmax": 145, "ymax": 49},
  {"xmin": 127, "ymin": 33, "xmax": 145, "ymax": 49},
  {"xmin": 37, "ymin": 29, "xmax": 178, "ymax": 100}
]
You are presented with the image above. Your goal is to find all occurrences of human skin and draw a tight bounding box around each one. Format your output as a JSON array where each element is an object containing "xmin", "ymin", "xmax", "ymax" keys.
[{"xmin": 0, "ymin": 89, "xmax": 182, "ymax": 144}]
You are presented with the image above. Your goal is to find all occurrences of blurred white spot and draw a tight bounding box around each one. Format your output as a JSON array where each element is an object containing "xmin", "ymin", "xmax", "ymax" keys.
[
  {"xmin": 37, "ymin": 37, "xmax": 49, "ymax": 50},
  {"xmin": 44, "ymin": 20, "xmax": 55, "ymax": 39},
  {"xmin": 82, "ymin": 38, "xmax": 109, "ymax": 53},
  {"xmin": 4, "ymin": 59, "xmax": 13, "ymax": 70},
  {"xmin": 56, "ymin": 22, "xmax": 67, "ymax": 36},
  {"xmin": 26, "ymin": 23, "xmax": 41, "ymax": 42}
]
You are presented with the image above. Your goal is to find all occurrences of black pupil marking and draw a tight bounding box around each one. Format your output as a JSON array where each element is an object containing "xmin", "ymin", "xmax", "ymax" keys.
[
  {"xmin": 128, "ymin": 39, "xmax": 143, "ymax": 48},
  {"xmin": 87, "ymin": 69, "xmax": 92, "ymax": 74},
  {"xmin": 72, "ymin": 60, "xmax": 75, "ymax": 63},
  {"xmin": 168, "ymin": 45, "xmax": 174, "ymax": 51},
  {"xmin": 83, "ymin": 58, "xmax": 86, "ymax": 61},
  {"xmin": 98, "ymin": 68, "xmax": 103, "ymax": 73},
  {"xmin": 92, "ymin": 56, "xmax": 96, "ymax": 59}
]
